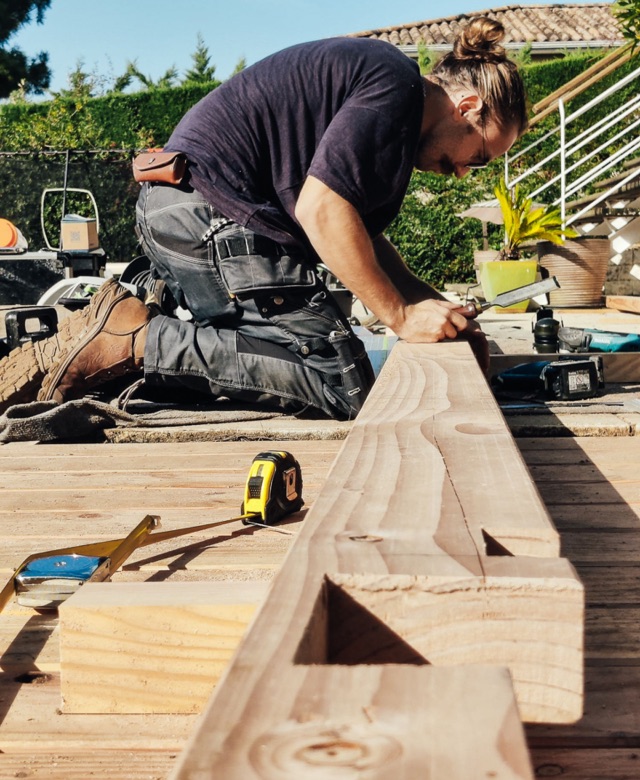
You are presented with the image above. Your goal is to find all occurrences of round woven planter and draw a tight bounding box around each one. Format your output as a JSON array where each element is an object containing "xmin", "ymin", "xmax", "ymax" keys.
[{"xmin": 537, "ymin": 237, "xmax": 610, "ymax": 307}]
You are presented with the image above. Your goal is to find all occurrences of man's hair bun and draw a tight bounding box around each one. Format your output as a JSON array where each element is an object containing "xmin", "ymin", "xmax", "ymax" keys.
[
  {"xmin": 430, "ymin": 16, "xmax": 528, "ymax": 135},
  {"xmin": 453, "ymin": 17, "xmax": 507, "ymax": 63}
]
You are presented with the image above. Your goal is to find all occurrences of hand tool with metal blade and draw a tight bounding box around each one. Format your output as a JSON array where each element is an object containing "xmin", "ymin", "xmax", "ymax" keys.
[
  {"xmin": 454, "ymin": 276, "xmax": 561, "ymax": 319},
  {"xmin": 0, "ymin": 514, "xmax": 160, "ymax": 613},
  {"xmin": 1, "ymin": 450, "xmax": 304, "ymax": 613}
]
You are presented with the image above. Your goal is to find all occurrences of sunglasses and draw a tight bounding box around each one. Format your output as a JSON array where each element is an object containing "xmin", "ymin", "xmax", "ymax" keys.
[{"xmin": 467, "ymin": 115, "xmax": 489, "ymax": 170}]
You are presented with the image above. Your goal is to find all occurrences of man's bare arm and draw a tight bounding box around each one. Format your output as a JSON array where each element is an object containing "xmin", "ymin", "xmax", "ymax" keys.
[
  {"xmin": 295, "ymin": 176, "xmax": 470, "ymax": 343},
  {"xmin": 373, "ymin": 230, "xmax": 489, "ymax": 371},
  {"xmin": 372, "ymin": 234, "xmax": 445, "ymax": 305}
]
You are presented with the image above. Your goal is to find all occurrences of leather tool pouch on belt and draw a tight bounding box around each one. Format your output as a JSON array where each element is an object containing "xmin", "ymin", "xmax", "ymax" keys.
[{"xmin": 132, "ymin": 151, "xmax": 187, "ymax": 185}]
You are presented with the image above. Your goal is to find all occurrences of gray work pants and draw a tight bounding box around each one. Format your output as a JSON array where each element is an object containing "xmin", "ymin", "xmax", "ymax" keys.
[{"xmin": 135, "ymin": 182, "xmax": 374, "ymax": 419}]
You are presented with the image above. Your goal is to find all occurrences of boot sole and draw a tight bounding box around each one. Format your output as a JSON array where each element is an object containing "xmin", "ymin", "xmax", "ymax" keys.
[{"xmin": 0, "ymin": 307, "xmax": 90, "ymax": 415}]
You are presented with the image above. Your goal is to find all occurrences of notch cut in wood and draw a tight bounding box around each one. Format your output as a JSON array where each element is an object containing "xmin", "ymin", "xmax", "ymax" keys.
[{"xmin": 294, "ymin": 567, "xmax": 582, "ymax": 724}]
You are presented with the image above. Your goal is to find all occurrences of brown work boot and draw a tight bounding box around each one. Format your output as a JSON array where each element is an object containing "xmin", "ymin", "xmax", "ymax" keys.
[
  {"xmin": 0, "ymin": 304, "xmax": 100, "ymax": 415},
  {"xmin": 37, "ymin": 279, "xmax": 153, "ymax": 404}
]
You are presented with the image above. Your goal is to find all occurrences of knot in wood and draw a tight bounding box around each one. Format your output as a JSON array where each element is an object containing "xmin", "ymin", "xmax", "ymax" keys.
[{"xmin": 249, "ymin": 722, "xmax": 402, "ymax": 775}]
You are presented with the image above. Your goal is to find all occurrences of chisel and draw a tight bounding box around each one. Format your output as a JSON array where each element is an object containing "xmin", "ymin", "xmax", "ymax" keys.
[{"xmin": 454, "ymin": 276, "xmax": 561, "ymax": 319}]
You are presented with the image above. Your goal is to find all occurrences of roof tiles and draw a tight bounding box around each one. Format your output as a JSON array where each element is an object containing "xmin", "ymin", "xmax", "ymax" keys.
[{"xmin": 348, "ymin": 3, "xmax": 624, "ymax": 47}]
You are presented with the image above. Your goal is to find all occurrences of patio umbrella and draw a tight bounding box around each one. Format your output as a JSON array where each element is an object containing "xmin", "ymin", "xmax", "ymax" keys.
[
  {"xmin": 458, "ymin": 198, "xmax": 545, "ymax": 248},
  {"xmin": 457, "ymin": 198, "xmax": 504, "ymax": 225},
  {"xmin": 457, "ymin": 199, "xmax": 504, "ymax": 250}
]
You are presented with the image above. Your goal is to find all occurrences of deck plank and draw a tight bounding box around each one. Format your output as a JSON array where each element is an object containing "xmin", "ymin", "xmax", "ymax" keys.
[
  {"xmin": 518, "ymin": 436, "xmax": 640, "ymax": 774},
  {"xmin": 531, "ymin": 748, "xmax": 640, "ymax": 778},
  {"xmin": 0, "ymin": 438, "xmax": 341, "ymax": 778}
]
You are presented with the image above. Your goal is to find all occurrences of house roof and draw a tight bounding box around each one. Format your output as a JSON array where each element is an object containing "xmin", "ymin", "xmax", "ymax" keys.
[{"xmin": 348, "ymin": 3, "xmax": 625, "ymax": 54}]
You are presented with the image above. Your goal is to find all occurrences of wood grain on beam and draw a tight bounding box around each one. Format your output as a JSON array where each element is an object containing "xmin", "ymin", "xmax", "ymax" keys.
[
  {"xmin": 162, "ymin": 341, "xmax": 583, "ymax": 777},
  {"xmin": 606, "ymin": 295, "xmax": 640, "ymax": 315}
]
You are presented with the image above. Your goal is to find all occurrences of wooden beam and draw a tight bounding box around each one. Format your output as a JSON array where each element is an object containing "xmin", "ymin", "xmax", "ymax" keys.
[
  {"xmin": 59, "ymin": 581, "xmax": 267, "ymax": 714},
  {"xmin": 606, "ymin": 295, "xmax": 640, "ymax": 315},
  {"xmin": 530, "ymin": 45, "xmax": 633, "ymax": 128},
  {"xmin": 178, "ymin": 665, "xmax": 534, "ymax": 779},
  {"xmin": 164, "ymin": 341, "xmax": 583, "ymax": 776}
]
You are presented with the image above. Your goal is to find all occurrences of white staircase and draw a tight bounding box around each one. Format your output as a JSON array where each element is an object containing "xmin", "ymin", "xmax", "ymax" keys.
[{"xmin": 505, "ymin": 45, "xmax": 640, "ymax": 291}]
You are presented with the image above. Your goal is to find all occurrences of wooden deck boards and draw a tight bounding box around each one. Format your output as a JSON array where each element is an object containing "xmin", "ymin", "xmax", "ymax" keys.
[
  {"xmin": 0, "ymin": 429, "xmax": 638, "ymax": 777},
  {"xmin": 0, "ymin": 439, "xmax": 342, "ymax": 779},
  {"xmin": 520, "ymin": 436, "xmax": 640, "ymax": 778}
]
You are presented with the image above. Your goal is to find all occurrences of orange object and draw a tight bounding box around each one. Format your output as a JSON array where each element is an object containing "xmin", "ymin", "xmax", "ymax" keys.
[{"xmin": 0, "ymin": 218, "xmax": 19, "ymax": 248}]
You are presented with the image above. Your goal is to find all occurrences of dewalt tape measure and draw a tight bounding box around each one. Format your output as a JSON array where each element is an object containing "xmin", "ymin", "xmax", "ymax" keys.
[{"xmin": 1, "ymin": 450, "xmax": 304, "ymax": 613}]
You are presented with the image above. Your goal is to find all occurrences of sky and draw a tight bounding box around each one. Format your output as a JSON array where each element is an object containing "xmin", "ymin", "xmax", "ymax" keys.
[{"xmin": 10, "ymin": 0, "xmax": 584, "ymax": 96}]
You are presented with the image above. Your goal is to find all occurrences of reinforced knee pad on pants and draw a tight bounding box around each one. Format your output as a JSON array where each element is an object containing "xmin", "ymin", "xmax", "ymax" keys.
[{"xmin": 328, "ymin": 329, "xmax": 375, "ymax": 416}]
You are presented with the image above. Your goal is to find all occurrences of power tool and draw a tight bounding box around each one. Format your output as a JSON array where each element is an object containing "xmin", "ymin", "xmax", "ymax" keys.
[
  {"xmin": 532, "ymin": 307, "xmax": 560, "ymax": 354},
  {"xmin": 558, "ymin": 326, "xmax": 640, "ymax": 354},
  {"xmin": 531, "ymin": 306, "xmax": 640, "ymax": 355},
  {"xmin": 0, "ymin": 450, "xmax": 304, "ymax": 613},
  {"xmin": 491, "ymin": 356, "xmax": 604, "ymax": 401}
]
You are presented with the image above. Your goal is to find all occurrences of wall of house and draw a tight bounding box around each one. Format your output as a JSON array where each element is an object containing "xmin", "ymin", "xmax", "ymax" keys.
[{"xmin": 606, "ymin": 246, "xmax": 640, "ymax": 296}]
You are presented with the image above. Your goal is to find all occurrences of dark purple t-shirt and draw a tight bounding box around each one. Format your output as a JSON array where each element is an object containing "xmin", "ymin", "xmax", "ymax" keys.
[{"xmin": 166, "ymin": 37, "xmax": 423, "ymax": 253}]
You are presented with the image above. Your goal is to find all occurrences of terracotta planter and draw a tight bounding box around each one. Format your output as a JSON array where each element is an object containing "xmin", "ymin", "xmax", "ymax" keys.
[{"xmin": 537, "ymin": 237, "xmax": 611, "ymax": 307}]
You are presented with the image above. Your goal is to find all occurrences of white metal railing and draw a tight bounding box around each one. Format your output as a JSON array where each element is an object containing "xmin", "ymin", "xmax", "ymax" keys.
[
  {"xmin": 505, "ymin": 57, "xmax": 640, "ymax": 230},
  {"xmin": 522, "ymin": 103, "xmax": 640, "ymax": 202}
]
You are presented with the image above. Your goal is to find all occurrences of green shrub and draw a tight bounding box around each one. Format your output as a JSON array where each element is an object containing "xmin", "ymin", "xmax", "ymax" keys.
[
  {"xmin": 386, "ymin": 172, "xmax": 487, "ymax": 287},
  {"xmin": 0, "ymin": 83, "xmax": 214, "ymax": 151}
]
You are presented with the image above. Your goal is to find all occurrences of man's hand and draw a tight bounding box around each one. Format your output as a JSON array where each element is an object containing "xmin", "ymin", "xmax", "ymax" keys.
[
  {"xmin": 394, "ymin": 299, "xmax": 470, "ymax": 343},
  {"xmin": 393, "ymin": 299, "xmax": 489, "ymax": 373}
]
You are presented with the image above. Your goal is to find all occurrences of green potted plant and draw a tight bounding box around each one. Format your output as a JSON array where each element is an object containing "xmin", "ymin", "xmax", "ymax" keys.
[
  {"xmin": 494, "ymin": 177, "xmax": 576, "ymax": 259},
  {"xmin": 480, "ymin": 178, "xmax": 577, "ymax": 312}
]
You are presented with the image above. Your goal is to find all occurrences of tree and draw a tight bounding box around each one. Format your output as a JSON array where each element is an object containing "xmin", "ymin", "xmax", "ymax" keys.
[
  {"xmin": 230, "ymin": 56, "xmax": 247, "ymax": 77},
  {"xmin": 510, "ymin": 42, "xmax": 533, "ymax": 67},
  {"xmin": 0, "ymin": 0, "xmax": 51, "ymax": 98},
  {"xmin": 183, "ymin": 33, "xmax": 220, "ymax": 87},
  {"xmin": 614, "ymin": 0, "xmax": 640, "ymax": 51},
  {"xmin": 51, "ymin": 60, "xmax": 103, "ymax": 100},
  {"xmin": 416, "ymin": 43, "xmax": 437, "ymax": 75},
  {"xmin": 119, "ymin": 60, "xmax": 179, "ymax": 91}
]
